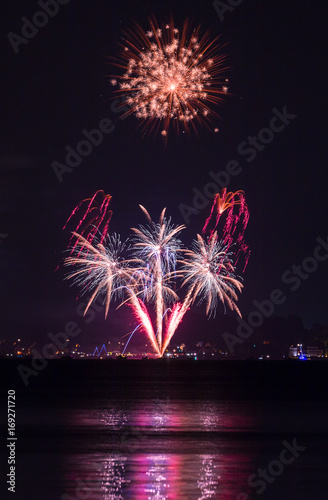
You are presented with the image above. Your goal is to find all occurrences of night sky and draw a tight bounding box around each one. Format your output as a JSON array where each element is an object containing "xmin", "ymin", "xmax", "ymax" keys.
[{"xmin": 1, "ymin": 0, "xmax": 327, "ymax": 348}]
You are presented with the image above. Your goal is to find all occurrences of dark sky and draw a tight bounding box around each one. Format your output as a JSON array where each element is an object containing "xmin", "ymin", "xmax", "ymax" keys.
[{"xmin": 1, "ymin": 0, "xmax": 327, "ymax": 347}]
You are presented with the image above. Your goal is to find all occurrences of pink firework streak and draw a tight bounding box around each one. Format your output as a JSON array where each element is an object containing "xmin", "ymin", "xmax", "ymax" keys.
[
  {"xmin": 161, "ymin": 302, "xmax": 187, "ymax": 355},
  {"xmin": 203, "ymin": 189, "xmax": 250, "ymax": 271},
  {"xmin": 64, "ymin": 199, "xmax": 248, "ymax": 357},
  {"xmin": 64, "ymin": 190, "xmax": 113, "ymax": 254},
  {"xmin": 129, "ymin": 297, "xmax": 160, "ymax": 356}
]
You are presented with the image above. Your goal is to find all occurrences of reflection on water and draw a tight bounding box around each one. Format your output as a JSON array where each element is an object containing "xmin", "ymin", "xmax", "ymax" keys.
[
  {"xmin": 197, "ymin": 455, "xmax": 219, "ymax": 499},
  {"xmin": 143, "ymin": 454, "xmax": 172, "ymax": 499},
  {"xmin": 103, "ymin": 456, "xmax": 129, "ymax": 500},
  {"xmin": 13, "ymin": 393, "xmax": 327, "ymax": 499},
  {"xmin": 8, "ymin": 362, "xmax": 328, "ymax": 499},
  {"xmin": 69, "ymin": 399, "xmax": 257, "ymax": 433},
  {"xmin": 62, "ymin": 449, "xmax": 254, "ymax": 499},
  {"xmin": 61, "ymin": 399, "xmax": 258, "ymax": 499}
]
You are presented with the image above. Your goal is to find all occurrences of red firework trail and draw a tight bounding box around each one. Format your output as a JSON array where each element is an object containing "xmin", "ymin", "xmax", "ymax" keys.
[
  {"xmin": 63, "ymin": 190, "xmax": 113, "ymax": 254},
  {"xmin": 64, "ymin": 195, "xmax": 249, "ymax": 356},
  {"xmin": 203, "ymin": 189, "xmax": 250, "ymax": 271}
]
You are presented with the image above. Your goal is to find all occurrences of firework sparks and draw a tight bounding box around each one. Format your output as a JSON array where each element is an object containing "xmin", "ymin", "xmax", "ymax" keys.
[
  {"xmin": 160, "ymin": 232, "xmax": 243, "ymax": 354},
  {"xmin": 179, "ymin": 232, "xmax": 243, "ymax": 317},
  {"xmin": 203, "ymin": 189, "xmax": 250, "ymax": 270},
  {"xmin": 128, "ymin": 297, "xmax": 160, "ymax": 356},
  {"xmin": 64, "ymin": 232, "xmax": 135, "ymax": 318},
  {"xmin": 131, "ymin": 205, "xmax": 185, "ymax": 352},
  {"xmin": 64, "ymin": 198, "xmax": 247, "ymax": 357},
  {"xmin": 111, "ymin": 18, "xmax": 228, "ymax": 139},
  {"xmin": 63, "ymin": 190, "xmax": 113, "ymax": 254}
]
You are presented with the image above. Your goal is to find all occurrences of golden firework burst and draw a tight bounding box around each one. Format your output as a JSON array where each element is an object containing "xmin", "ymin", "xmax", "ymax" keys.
[{"xmin": 110, "ymin": 17, "xmax": 229, "ymax": 139}]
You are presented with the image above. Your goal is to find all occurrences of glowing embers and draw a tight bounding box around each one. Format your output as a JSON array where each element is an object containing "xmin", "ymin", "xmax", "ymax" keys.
[
  {"xmin": 203, "ymin": 189, "xmax": 250, "ymax": 271},
  {"xmin": 111, "ymin": 18, "xmax": 228, "ymax": 139},
  {"xmin": 64, "ymin": 192, "xmax": 249, "ymax": 356},
  {"xmin": 64, "ymin": 190, "xmax": 113, "ymax": 254}
]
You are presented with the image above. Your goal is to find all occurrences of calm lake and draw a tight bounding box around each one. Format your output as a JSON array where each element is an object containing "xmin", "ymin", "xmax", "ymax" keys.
[{"xmin": 1, "ymin": 359, "xmax": 328, "ymax": 499}]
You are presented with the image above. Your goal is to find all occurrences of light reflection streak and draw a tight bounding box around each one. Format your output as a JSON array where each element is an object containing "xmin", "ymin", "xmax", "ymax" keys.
[
  {"xmin": 197, "ymin": 455, "xmax": 219, "ymax": 499},
  {"xmin": 62, "ymin": 400, "xmax": 257, "ymax": 498},
  {"xmin": 102, "ymin": 455, "xmax": 130, "ymax": 500},
  {"xmin": 144, "ymin": 455, "xmax": 171, "ymax": 499}
]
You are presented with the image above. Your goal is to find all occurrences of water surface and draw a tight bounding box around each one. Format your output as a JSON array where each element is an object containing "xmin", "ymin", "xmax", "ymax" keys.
[{"xmin": 2, "ymin": 360, "xmax": 327, "ymax": 499}]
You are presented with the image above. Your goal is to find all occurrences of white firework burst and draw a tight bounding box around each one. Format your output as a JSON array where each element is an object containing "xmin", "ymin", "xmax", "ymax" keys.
[
  {"xmin": 179, "ymin": 232, "xmax": 243, "ymax": 317},
  {"xmin": 64, "ymin": 232, "xmax": 136, "ymax": 317}
]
